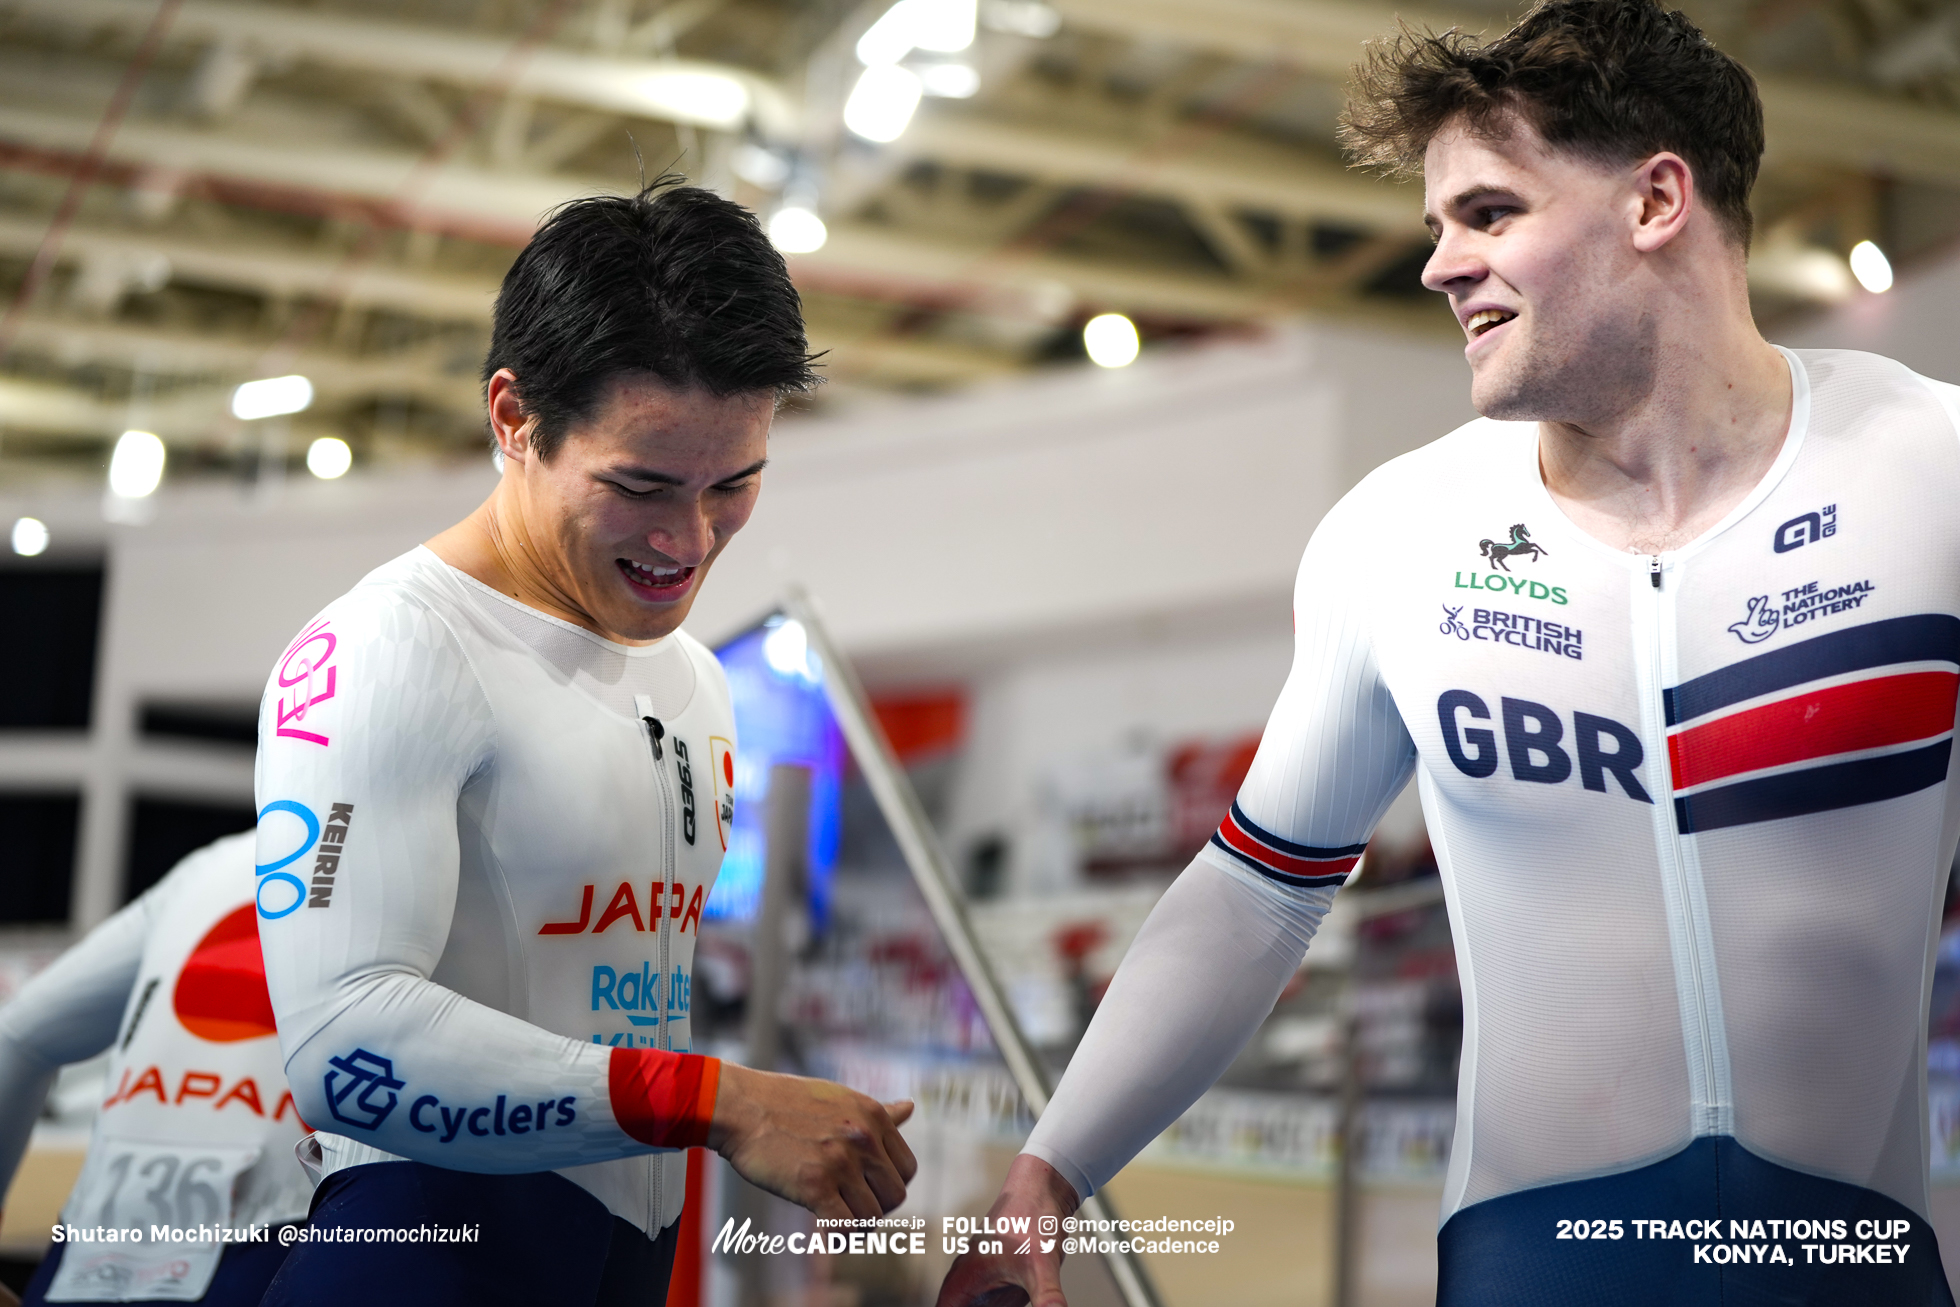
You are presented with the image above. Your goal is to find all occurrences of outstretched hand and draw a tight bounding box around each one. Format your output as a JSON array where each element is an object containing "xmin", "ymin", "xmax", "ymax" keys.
[
  {"xmin": 936, "ymin": 1154, "xmax": 1081, "ymax": 1307},
  {"xmin": 709, "ymin": 1062, "xmax": 917, "ymax": 1220}
]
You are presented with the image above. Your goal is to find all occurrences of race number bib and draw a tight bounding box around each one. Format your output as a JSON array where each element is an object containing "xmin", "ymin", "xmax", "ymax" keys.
[{"xmin": 47, "ymin": 1142, "xmax": 260, "ymax": 1302}]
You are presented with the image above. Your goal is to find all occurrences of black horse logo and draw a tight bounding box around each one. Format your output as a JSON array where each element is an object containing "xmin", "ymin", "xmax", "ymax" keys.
[{"xmin": 1479, "ymin": 523, "xmax": 1549, "ymax": 572}]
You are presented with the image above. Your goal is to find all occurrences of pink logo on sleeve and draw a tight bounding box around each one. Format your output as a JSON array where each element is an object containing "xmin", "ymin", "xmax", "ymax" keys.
[{"xmin": 277, "ymin": 620, "xmax": 338, "ymax": 746}]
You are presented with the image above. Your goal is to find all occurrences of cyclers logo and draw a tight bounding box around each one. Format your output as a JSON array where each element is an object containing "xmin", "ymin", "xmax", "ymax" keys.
[{"xmin": 322, "ymin": 1049, "xmax": 404, "ymax": 1130}]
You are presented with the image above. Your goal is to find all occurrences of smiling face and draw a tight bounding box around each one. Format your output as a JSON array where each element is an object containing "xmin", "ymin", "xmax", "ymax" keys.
[
  {"xmin": 495, "ymin": 370, "xmax": 772, "ymax": 644},
  {"xmin": 1421, "ymin": 116, "xmax": 1664, "ymax": 426}
]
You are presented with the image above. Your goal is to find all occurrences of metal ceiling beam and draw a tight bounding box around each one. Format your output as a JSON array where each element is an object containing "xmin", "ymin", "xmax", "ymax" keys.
[
  {"xmin": 0, "ymin": 105, "xmax": 586, "ymax": 242},
  {"xmin": 1051, "ymin": 0, "xmax": 1960, "ymax": 188},
  {"xmin": 898, "ymin": 109, "xmax": 1426, "ymax": 231},
  {"xmin": 6, "ymin": 315, "xmax": 482, "ymax": 414},
  {"xmin": 0, "ymin": 216, "xmax": 500, "ymax": 320},
  {"xmin": 0, "ymin": 0, "xmax": 796, "ymax": 136},
  {"xmin": 796, "ymin": 221, "xmax": 1436, "ymax": 324}
]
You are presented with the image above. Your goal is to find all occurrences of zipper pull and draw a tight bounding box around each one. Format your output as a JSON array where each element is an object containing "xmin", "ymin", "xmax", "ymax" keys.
[
  {"xmin": 643, "ymin": 715, "xmax": 664, "ymax": 760},
  {"xmin": 1650, "ymin": 556, "xmax": 1662, "ymax": 590}
]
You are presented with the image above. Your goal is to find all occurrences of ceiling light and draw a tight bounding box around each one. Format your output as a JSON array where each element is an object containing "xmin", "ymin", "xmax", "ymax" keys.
[
  {"xmin": 844, "ymin": 65, "xmax": 923, "ymax": 142},
  {"xmin": 232, "ymin": 374, "xmax": 314, "ymax": 420},
  {"xmin": 307, "ymin": 436, "xmax": 353, "ymax": 480},
  {"xmin": 635, "ymin": 69, "xmax": 750, "ymax": 131},
  {"xmin": 1849, "ymin": 240, "xmax": 1893, "ymax": 294},
  {"xmin": 768, "ymin": 206, "xmax": 828, "ymax": 254},
  {"xmin": 919, "ymin": 62, "xmax": 980, "ymax": 98},
  {"xmin": 763, "ymin": 618, "xmax": 821, "ymax": 682},
  {"xmin": 732, "ymin": 143, "xmax": 792, "ymax": 188},
  {"xmin": 912, "ymin": 0, "xmax": 978, "ymax": 53},
  {"xmin": 10, "ymin": 516, "xmax": 48, "ymax": 557},
  {"xmin": 857, "ymin": 0, "xmax": 977, "ymax": 65},
  {"xmin": 1083, "ymin": 313, "xmax": 1140, "ymax": 368},
  {"xmin": 108, "ymin": 429, "xmax": 166, "ymax": 499},
  {"xmin": 980, "ymin": 0, "xmax": 1060, "ymax": 38}
]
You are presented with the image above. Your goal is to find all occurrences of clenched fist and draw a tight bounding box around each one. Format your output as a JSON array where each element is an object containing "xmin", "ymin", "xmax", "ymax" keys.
[{"xmin": 709, "ymin": 1063, "xmax": 917, "ymax": 1220}]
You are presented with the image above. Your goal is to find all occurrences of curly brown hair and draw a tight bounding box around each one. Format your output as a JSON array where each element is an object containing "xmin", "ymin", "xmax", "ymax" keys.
[{"xmin": 1338, "ymin": 0, "xmax": 1764, "ymax": 248}]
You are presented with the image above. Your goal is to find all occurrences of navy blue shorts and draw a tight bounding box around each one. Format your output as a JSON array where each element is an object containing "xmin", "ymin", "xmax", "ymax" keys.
[
  {"xmin": 258, "ymin": 1161, "xmax": 676, "ymax": 1307},
  {"xmin": 1439, "ymin": 1135, "xmax": 1955, "ymax": 1306},
  {"xmin": 22, "ymin": 1228, "xmax": 294, "ymax": 1306}
]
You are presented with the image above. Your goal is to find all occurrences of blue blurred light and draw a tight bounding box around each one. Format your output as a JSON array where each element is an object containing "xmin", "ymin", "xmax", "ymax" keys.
[{"xmin": 707, "ymin": 615, "xmax": 845, "ymax": 924}]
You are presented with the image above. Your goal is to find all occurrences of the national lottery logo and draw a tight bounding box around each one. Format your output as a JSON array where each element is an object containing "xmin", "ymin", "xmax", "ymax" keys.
[
  {"xmin": 1727, "ymin": 578, "xmax": 1876, "ymax": 645},
  {"xmin": 322, "ymin": 1048, "xmax": 404, "ymax": 1131}
]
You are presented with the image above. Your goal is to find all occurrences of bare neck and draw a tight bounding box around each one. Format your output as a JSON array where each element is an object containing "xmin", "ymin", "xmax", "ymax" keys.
[
  {"xmin": 427, "ymin": 479, "xmax": 606, "ymax": 636},
  {"xmin": 1538, "ymin": 318, "xmax": 1791, "ymax": 557}
]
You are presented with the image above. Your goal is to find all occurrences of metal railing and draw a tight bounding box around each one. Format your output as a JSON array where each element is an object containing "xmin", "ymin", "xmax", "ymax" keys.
[{"xmin": 786, "ymin": 589, "xmax": 1166, "ymax": 1307}]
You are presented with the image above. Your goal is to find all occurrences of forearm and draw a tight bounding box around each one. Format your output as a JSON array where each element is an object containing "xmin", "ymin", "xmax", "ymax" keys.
[
  {"xmin": 0, "ymin": 1041, "xmax": 57, "ymax": 1208},
  {"xmin": 281, "ymin": 969, "xmax": 715, "ymax": 1172},
  {"xmin": 1022, "ymin": 854, "xmax": 1334, "ymax": 1199},
  {"xmin": 0, "ymin": 894, "xmax": 155, "ymax": 1200}
]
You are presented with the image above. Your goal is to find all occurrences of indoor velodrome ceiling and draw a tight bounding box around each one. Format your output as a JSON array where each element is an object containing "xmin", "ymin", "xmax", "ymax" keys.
[{"xmin": 0, "ymin": 0, "xmax": 1956, "ymax": 484}]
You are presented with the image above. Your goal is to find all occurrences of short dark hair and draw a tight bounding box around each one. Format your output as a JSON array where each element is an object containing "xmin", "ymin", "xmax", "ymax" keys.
[
  {"xmin": 483, "ymin": 176, "xmax": 821, "ymax": 460},
  {"xmin": 1339, "ymin": 0, "xmax": 1764, "ymax": 248}
]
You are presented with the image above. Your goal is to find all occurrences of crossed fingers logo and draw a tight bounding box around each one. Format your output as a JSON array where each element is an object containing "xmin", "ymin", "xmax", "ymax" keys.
[{"xmin": 324, "ymin": 1048, "xmax": 405, "ymax": 1130}]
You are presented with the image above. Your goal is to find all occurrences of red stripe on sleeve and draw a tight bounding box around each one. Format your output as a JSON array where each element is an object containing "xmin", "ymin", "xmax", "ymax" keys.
[
  {"xmin": 1668, "ymin": 670, "xmax": 1959, "ymax": 791},
  {"xmin": 609, "ymin": 1048, "xmax": 721, "ymax": 1149},
  {"xmin": 1216, "ymin": 816, "xmax": 1360, "ymax": 881}
]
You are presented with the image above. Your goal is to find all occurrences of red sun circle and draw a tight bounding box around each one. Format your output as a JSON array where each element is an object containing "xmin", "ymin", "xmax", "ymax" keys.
[{"xmin": 172, "ymin": 904, "xmax": 278, "ymax": 1043}]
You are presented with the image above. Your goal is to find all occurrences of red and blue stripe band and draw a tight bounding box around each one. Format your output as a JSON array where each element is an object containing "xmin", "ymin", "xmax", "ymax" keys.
[
  {"xmin": 1665, "ymin": 614, "xmax": 1960, "ymax": 834},
  {"xmin": 1210, "ymin": 801, "xmax": 1365, "ymax": 887}
]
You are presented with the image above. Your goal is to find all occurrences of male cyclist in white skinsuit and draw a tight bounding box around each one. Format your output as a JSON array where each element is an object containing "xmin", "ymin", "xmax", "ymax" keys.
[
  {"xmin": 253, "ymin": 179, "xmax": 915, "ymax": 1307},
  {"xmin": 941, "ymin": 3, "xmax": 1960, "ymax": 1305}
]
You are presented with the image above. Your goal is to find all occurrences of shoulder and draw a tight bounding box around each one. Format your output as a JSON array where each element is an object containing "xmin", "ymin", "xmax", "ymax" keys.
[
  {"xmin": 672, "ymin": 628, "xmax": 732, "ymax": 717},
  {"xmin": 1331, "ymin": 416, "xmax": 1527, "ymax": 518},
  {"xmin": 1307, "ymin": 415, "xmax": 1528, "ymax": 556},
  {"xmin": 261, "ymin": 549, "xmax": 492, "ymax": 757},
  {"xmin": 1791, "ymin": 347, "xmax": 1960, "ymax": 442},
  {"xmin": 272, "ymin": 549, "xmax": 476, "ymax": 682},
  {"xmin": 140, "ymin": 830, "xmax": 257, "ymax": 917}
]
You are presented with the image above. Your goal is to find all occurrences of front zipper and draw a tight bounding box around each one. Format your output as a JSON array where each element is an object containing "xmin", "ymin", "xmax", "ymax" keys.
[
  {"xmin": 634, "ymin": 696, "xmax": 680, "ymax": 1240},
  {"xmin": 1635, "ymin": 556, "xmax": 1730, "ymax": 1137}
]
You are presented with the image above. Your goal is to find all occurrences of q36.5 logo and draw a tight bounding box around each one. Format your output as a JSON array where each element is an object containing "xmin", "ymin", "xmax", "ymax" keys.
[{"xmin": 323, "ymin": 1048, "xmax": 404, "ymax": 1131}]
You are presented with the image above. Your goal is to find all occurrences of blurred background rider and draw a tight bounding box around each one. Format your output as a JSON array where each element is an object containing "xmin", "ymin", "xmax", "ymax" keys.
[{"xmin": 0, "ymin": 833, "xmax": 308, "ymax": 1307}]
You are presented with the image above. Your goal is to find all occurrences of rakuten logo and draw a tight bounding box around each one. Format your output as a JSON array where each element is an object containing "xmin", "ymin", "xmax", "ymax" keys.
[
  {"xmin": 407, "ymin": 1092, "xmax": 576, "ymax": 1143},
  {"xmin": 1437, "ymin": 690, "xmax": 1652, "ymax": 802},
  {"xmin": 592, "ymin": 964, "xmax": 689, "ymax": 1027}
]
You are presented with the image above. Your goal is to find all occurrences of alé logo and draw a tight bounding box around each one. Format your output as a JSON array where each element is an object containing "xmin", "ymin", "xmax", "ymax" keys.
[{"xmin": 1453, "ymin": 522, "xmax": 1571, "ymax": 606}]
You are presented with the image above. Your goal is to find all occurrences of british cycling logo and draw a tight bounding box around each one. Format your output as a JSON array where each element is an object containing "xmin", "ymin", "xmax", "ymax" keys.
[
  {"xmin": 1440, "ymin": 605, "xmax": 1585, "ymax": 661},
  {"xmin": 323, "ymin": 1049, "xmax": 404, "ymax": 1130},
  {"xmin": 1773, "ymin": 505, "xmax": 1837, "ymax": 554},
  {"xmin": 1727, "ymin": 577, "xmax": 1875, "ymax": 645}
]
